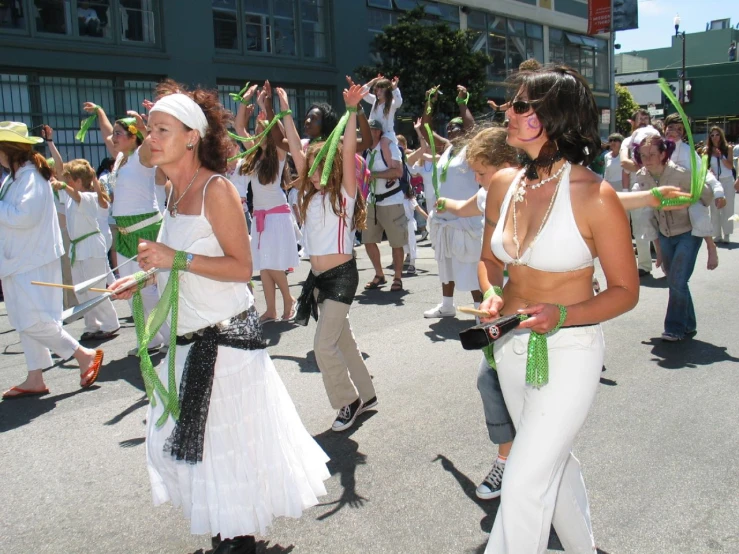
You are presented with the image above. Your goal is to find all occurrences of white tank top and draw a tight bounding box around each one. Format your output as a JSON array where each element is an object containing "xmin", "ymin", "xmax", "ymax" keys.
[
  {"xmin": 156, "ymin": 175, "xmax": 252, "ymax": 334},
  {"xmin": 251, "ymin": 157, "xmax": 287, "ymax": 209},
  {"xmin": 111, "ymin": 148, "xmax": 159, "ymax": 217},
  {"xmin": 304, "ymin": 188, "xmax": 356, "ymax": 256}
]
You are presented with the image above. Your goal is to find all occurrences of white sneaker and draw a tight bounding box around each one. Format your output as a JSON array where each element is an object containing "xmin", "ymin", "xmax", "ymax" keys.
[{"xmin": 423, "ymin": 303, "xmax": 456, "ymax": 318}]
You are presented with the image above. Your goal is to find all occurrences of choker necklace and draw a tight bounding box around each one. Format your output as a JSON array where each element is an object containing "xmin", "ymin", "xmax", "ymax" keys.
[
  {"xmin": 518, "ymin": 150, "xmax": 563, "ymax": 180},
  {"xmin": 169, "ymin": 166, "xmax": 201, "ymax": 217},
  {"xmin": 513, "ymin": 162, "xmax": 568, "ymax": 203}
]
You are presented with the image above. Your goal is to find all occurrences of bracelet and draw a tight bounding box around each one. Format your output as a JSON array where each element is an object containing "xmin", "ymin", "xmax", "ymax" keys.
[
  {"xmin": 60, "ymin": 182, "xmax": 68, "ymax": 190},
  {"xmin": 184, "ymin": 252, "xmax": 194, "ymax": 272},
  {"xmin": 45, "ymin": 139, "xmax": 53, "ymax": 142},
  {"xmin": 547, "ymin": 304, "xmax": 567, "ymax": 336},
  {"xmin": 483, "ymin": 286, "xmax": 503, "ymax": 301},
  {"xmin": 456, "ymin": 92, "xmax": 470, "ymax": 105},
  {"xmin": 436, "ymin": 198, "xmax": 446, "ymax": 211},
  {"xmin": 346, "ymin": 106, "xmax": 358, "ymax": 113}
]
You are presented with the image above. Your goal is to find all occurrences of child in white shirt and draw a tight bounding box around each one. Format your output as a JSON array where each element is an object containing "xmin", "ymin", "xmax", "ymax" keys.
[
  {"xmin": 362, "ymin": 75, "xmax": 402, "ymax": 149},
  {"xmin": 55, "ymin": 159, "xmax": 119, "ymax": 340}
]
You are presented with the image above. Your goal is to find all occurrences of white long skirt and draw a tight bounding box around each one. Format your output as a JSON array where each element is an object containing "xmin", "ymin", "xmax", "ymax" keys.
[
  {"xmin": 252, "ymin": 212, "xmax": 300, "ymax": 272},
  {"xmin": 146, "ymin": 343, "xmax": 330, "ymax": 539}
]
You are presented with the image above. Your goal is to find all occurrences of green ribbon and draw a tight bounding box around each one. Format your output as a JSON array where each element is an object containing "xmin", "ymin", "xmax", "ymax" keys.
[
  {"xmin": 307, "ymin": 106, "xmax": 357, "ymax": 188},
  {"xmin": 228, "ymin": 82, "xmax": 251, "ymax": 105},
  {"xmin": 76, "ymin": 106, "xmax": 99, "ymax": 142},
  {"xmin": 69, "ymin": 230, "xmax": 100, "ymax": 266},
  {"xmin": 132, "ymin": 251, "xmax": 187, "ymax": 427},
  {"xmin": 0, "ymin": 175, "xmax": 13, "ymax": 201},
  {"xmin": 456, "ymin": 92, "xmax": 470, "ymax": 105},
  {"xmin": 367, "ymin": 149, "xmax": 377, "ymax": 205},
  {"xmin": 425, "ymin": 85, "xmax": 440, "ymax": 115},
  {"xmin": 440, "ymin": 146, "xmax": 456, "ymax": 183},
  {"xmin": 227, "ymin": 109, "xmax": 292, "ymax": 162},
  {"xmin": 424, "ymin": 123, "xmax": 440, "ymax": 200},
  {"xmin": 656, "ymin": 78, "xmax": 708, "ymax": 206}
]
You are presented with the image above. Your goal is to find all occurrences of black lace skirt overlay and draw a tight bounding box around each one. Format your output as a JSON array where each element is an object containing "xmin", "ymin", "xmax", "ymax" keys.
[
  {"xmin": 294, "ymin": 258, "xmax": 359, "ymax": 326},
  {"xmin": 163, "ymin": 306, "xmax": 267, "ymax": 464}
]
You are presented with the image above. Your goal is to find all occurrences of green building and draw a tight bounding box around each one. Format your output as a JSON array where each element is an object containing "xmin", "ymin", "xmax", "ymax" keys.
[
  {"xmin": 615, "ymin": 21, "xmax": 739, "ymax": 140},
  {"xmin": 1, "ymin": 0, "xmax": 613, "ymax": 166}
]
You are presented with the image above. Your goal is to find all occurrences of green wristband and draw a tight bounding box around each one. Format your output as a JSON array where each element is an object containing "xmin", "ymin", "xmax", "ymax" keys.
[
  {"xmin": 346, "ymin": 106, "xmax": 358, "ymax": 113},
  {"xmin": 483, "ymin": 286, "xmax": 503, "ymax": 301},
  {"xmin": 456, "ymin": 92, "xmax": 470, "ymax": 105},
  {"xmin": 547, "ymin": 304, "xmax": 567, "ymax": 335}
]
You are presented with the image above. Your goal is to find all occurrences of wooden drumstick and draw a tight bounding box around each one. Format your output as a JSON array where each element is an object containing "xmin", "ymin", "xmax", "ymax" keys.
[
  {"xmin": 31, "ymin": 281, "xmax": 112, "ymax": 294},
  {"xmin": 458, "ymin": 306, "xmax": 492, "ymax": 317}
]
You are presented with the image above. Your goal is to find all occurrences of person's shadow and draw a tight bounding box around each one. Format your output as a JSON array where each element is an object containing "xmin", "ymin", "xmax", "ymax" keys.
[
  {"xmin": 311, "ymin": 411, "xmax": 376, "ymax": 520},
  {"xmin": 643, "ymin": 337, "xmax": 739, "ymax": 370},
  {"xmin": 424, "ymin": 318, "xmax": 470, "ymax": 343},
  {"xmin": 192, "ymin": 540, "xmax": 295, "ymax": 554}
]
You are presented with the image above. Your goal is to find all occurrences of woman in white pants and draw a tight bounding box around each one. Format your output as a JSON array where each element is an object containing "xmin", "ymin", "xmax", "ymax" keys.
[
  {"xmin": 478, "ymin": 67, "xmax": 639, "ymax": 553},
  {"xmin": 703, "ymin": 126, "xmax": 734, "ymax": 243}
]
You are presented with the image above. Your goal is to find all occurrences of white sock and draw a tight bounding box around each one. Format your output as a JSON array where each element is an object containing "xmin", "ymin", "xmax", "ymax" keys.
[
  {"xmin": 497, "ymin": 455, "xmax": 507, "ymax": 464},
  {"xmin": 441, "ymin": 296, "xmax": 454, "ymax": 309}
]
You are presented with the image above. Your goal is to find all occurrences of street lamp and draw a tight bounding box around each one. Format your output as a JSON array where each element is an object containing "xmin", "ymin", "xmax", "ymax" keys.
[{"xmin": 674, "ymin": 14, "xmax": 686, "ymax": 104}]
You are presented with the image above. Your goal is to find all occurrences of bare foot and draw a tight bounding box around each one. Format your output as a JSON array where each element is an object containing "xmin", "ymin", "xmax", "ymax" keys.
[
  {"xmin": 2, "ymin": 373, "xmax": 48, "ymax": 398},
  {"xmin": 74, "ymin": 347, "xmax": 98, "ymax": 386},
  {"xmin": 259, "ymin": 312, "xmax": 278, "ymax": 324},
  {"xmin": 281, "ymin": 297, "xmax": 296, "ymax": 321}
]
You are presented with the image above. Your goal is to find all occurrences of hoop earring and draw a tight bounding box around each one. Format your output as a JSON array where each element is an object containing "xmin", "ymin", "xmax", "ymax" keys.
[{"xmin": 186, "ymin": 143, "xmax": 194, "ymax": 151}]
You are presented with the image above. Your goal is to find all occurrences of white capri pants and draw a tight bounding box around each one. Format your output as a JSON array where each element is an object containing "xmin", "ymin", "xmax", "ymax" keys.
[
  {"xmin": 117, "ymin": 253, "xmax": 168, "ymax": 348},
  {"xmin": 20, "ymin": 322, "xmax": 80, "ymax": 372},
  {"xmin": 710, "ymin": 175, "xmax": 735, "ymax": 240},
  {"xmin": 72, "ymin": 257, "xmax": 120, "ymax": 333},
  {"xmin": 486, "ymin": 325, "xmax": 604, "ymax": 554}
]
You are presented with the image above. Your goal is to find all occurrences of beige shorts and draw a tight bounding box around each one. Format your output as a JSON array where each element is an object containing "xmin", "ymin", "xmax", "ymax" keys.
[{"xmin": 362, "ymin": 203, "xmax": 408, "ymax": 248}]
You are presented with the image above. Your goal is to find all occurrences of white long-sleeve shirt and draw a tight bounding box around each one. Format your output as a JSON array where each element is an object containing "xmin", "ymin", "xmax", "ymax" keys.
[{"xmin": 363, "ymin": 87, "xmax": 402, "ymax": 135}]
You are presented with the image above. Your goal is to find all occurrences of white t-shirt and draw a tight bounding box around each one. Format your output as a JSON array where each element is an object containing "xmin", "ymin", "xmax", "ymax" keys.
[
  {"xmin": 229, "ymin": 159, "xmax": 250, "ymax": 198},
  {"xmin": 110, "ymin": 149, "xmax": 159, "ymax": 217},
  {"xmin": 366, "ymin": 140, "xmax": 403, "ymax": 206},
  {"xmin": 60, "ymin": 190, "xmax": 107, "ymax": 260},
  {"xmin": 603, "ymin": 151, "xmax": 623, "ymax": 188},
  {"xmin": 476, "ymin": 188, "xmax": 487, "ymax": 214},
  {"xmin": 363, "ymin": 87, "xmax": 402, "ymax": 135}
]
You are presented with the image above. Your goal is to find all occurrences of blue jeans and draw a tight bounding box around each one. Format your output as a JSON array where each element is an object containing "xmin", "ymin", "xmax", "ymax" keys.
[{"xmin": 658, "ymin": 232, "xmax": 701, "ymax": 337}]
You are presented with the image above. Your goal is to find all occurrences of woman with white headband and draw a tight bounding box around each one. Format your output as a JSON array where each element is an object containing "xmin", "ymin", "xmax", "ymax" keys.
[
  {"xmin": 80, "ymin": 100, "xmax": 169, "ymax": 355},
  {"xmin": 110, "ymin": 80, "xmax": 329, "ymax": 553}
]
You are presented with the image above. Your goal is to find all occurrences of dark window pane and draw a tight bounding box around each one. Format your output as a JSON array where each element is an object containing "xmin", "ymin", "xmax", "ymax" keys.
[
  {"xmin": 508, "ymin": 18, "xmax": 525, "ymax": 37},
  {"xmin": 467, "ymin": 10, "xmax": 486, "ymax": 30},
  {"xmin": 488, "ymin": 14, "xmax": 505, "ymax": 34},
  {"xmin": 120, "ymin": 0, "xmax": 157, "ymax": 43},
  {"xmin": 245, "ymin": 13, "xmax": 269, "ymax": 51},
  {"xmin": 244, "ymin": 0, "xmax": 269, "ymax": 14},
  {"xmin": 273, "ymin": 17, "xmax": 295, "ymax": 55},
  {"xmin": 303, "ymin": 23, "xmax": 325, "ymax": 58},
  {"xmin": 526, "ymin": 23, "xmax": 542, "ymax": 39},
  {"xmin": 34, "ymin": 0, "xmax": 70, "ymax": 34},
  {"xmin": 273, "ymin": 0, "xmax": 293, "ymax": 17},
  {"xmin": 526, "ymin": 38, "xmax": 544, "ymax": 63},
  {"xmin": 78, "ymin": 1, "xmax": 112, "ymax": 38},
  {"xmin": 0, "ymin": 0, "xmax": 27, "ymax": 30},
  {"xmin": 549, "ymin": 28, "xmax": 563, "ymax": 44},
  {"xmin": 367, "ymin": 0, "xmax": 392, "ymax": 8},
  {"xmin": 213, "ymin": 0, "xmax": 238, "ymax": 49},
  {"xmin": 368, "ymin": 7, "xmax": 392, "ymax": 31}
]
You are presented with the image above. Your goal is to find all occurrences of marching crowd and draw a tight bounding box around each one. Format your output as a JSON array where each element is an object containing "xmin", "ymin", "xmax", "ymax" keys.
[{"xmin": 0, "ymin": 59, "xmax": 735, "ymax": 554}]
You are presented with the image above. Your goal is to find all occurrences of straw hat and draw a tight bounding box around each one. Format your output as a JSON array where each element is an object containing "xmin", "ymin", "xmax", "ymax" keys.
[{"xmin": 0, "ymin": 122, "xmax": 44, "ymax": 145}]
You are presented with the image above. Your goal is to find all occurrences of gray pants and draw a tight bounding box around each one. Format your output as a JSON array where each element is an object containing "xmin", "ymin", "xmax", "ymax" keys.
[{"xmin": 477, "ymin": 357, "xmax": 515, "ymax": 445}]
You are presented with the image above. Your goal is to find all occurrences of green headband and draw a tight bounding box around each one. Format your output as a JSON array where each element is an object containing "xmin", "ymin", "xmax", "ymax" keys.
[
  {"xmin": 449, "ymin": 117, "xmax": 464, "ymax": 126},
  {"xmin": 119, "ymin": 117, "xmax": 144, "ymax": 141}
]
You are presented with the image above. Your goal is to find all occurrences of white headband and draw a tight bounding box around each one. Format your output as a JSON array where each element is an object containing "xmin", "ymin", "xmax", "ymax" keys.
[{"xmin": 150, "ymin": 93, "xmax": 208, "ymax": 139}]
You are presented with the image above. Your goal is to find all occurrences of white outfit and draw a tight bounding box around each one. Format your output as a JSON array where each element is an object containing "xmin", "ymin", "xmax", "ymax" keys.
[
  {"xmin": 403, "ymin": 197, "xmax": 419, "ymax": 261},
  {"xmin": 147, "ymin": 177, "xmax": 329, "ymax": 539},
  {"xmin": 229, "ymin": 159, "xmax": 251, "ymax": 214},
  {"xmin": 486, "ymin": 326, "xmax": 604, "ymax": 554},
  {"xmin": 367, "ymin": 140, "xmax": 403, "ymax": 206},
  {"xmin": 621, "ymin": 134, "xmax": 653, "ymax": 272},
  {"xmin": 112, "ymin": 148, "xmax": 167, "ymax": 348},
  {"xmin": 363, "ymin": 87, "xmax": 402, "ymax": 144},
  {"xmin": 708, "ymin": 154, "xmax": 735, "ymax": 240},
  {"xmin": 422, "ymin": 146, "xmax": 482, "ymax": 291},
  {"xmin": 0, "ymin": 164, "xmax": 79, "ymax": 371},
  {"xmin": 304, "ymin": 188, "xmax": 356, "ymax": 256},
  {"xmin": 671, "ymin": 141, "xmax": 719, "ymax": 238},
  {"xmin": 154, "ymin": 183, "xmax": 167, "ymax": 214},
  {"xmin": 603, "ymin": 151, "xmax": 623, "ymax": 190},
  {"xmin": 60, "ymin": 189, "xmax": 119, "ymax": 334},
  {"xmin": 248, "ymin": 157, "xmax": 298, "ymax": 272}
]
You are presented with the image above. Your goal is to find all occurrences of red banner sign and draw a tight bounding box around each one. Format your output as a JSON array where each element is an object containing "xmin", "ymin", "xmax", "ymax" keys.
[{"xmin": 588, "ymin": 0, "xmax": 611, "ymax": 35}]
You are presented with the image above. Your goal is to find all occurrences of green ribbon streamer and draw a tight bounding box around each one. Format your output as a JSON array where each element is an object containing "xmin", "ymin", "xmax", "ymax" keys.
[
  {"xmin": 132, "ymin": 251, "xmax": 187, "ymax": 427},
  {"xmin": 440, "ymin": 146, "xmax": 456, "ymax": 183},
  {"xmin": 69, "ymin": 230, "xmax": 100, "ymax": 266},
  {"xmin": 424, "ymin": 123, "xmax": 440, "ymax": 200},
  {"xmin": 367, "ymin": 149, "xmax": 377, "ymax": 205},
  {"xmin": 656, "ymin": 78, "xmax": 709, "ymax": 206},
  {"xmin": 307, "ymin": 107, "xmax": 356, "ymax": 188},
  {"xmin": 227, "ymin": 110, "xmax": 292, "ymax": 162},
  {"xmin": 425, "ymin": 85, "xmax": 440, "ymax": 115},
  {"xmin": 228, "ymin": 82, "xmax": 251, "ymax": 105},
  {"xmin": 75, "ymin": 108, "xmax": 99, "ymax": 143}
]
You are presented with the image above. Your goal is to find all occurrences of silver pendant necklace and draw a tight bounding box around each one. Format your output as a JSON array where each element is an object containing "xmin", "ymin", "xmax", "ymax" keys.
[
  {"xmin": 169, "ymin": 166, "xmax": 201, "ymax": 217},
  {"xmin": 513, "ymin": 162, "xmax": 568, "ymax": 204}
]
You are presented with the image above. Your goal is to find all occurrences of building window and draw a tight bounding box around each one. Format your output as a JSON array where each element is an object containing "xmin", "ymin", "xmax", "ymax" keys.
[
  {"xmin": 468, "ymin": 10, "xmax": 543, "ymax": 82},
  {"xmin": 549, "ymin": 29, "xmax": 609, "ymax": 92},
  {"xmin": 120, "ymin": 0, "xmax": 156, "ymax": 43},
  {"xmin": 34, "ymin": 0, "xmax": 72, "ymax": 34},
  {"xmin": 0, "ymin": 0, "xmax": 28, "ymax": 30},
  {"xmin": 212, "ymin": 0, "xmax": 328, "ymax": 61},
  {"xmin": 78, "ymin": 1, "xmax": 113, "ymax": 39}
]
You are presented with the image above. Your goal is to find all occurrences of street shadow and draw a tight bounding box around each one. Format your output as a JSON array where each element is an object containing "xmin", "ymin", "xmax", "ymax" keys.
[
  {"xmin": 311, "ymin": 411, "xmax": 376, "ymax": 520},
  {"xmin": 715, "ymin": 241, "xmax": 739, "ymax": 250},
  {"xmin": 95, "ymin": 351, "xmax": 166, "ymax": 393},
  {"xmin": 119, "ymin": 437, "xmax": 145, "ymax": 448},
  {"xmin": 638, "ymin": 274, "xmax": 669, "ymax": 289},
  {"xmin": 424, "ymin": 318, "xmax": 470, "ymax": 343},
  {"xmin": 192, "ymin": 540, "xmax": 295, "ymax": 554},
  {"xmin": 599, "ymin": 377, "xmax": 618, "ymax": 386},
  {"xmin": 434, "ymin": 454, "xmax": 566, "ymax": 552},
  {"xmin": 355, "ymin": 286, "xmax": 410, "ymax": 306},
  {"xmin": 105, "ymin": 395, "xmax": 148, "ymax": 426},
  {"xmin": 271, "ymin": 351, "xmax": 320, "ymax": 373},
  {"xmin": 0, "ymin": 388, "xmax": 89, "ymax": 433},
  {"xmin": 643, "ymin": 337, "xmax": 739, "ymax": 370},
  {"xmin": 2, "ymin": 337, "xmax": 24, "ymax": 355}
]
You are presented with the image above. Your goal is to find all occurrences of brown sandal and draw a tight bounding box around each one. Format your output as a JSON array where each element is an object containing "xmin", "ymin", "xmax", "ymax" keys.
[
  {"xmin": 390, "ymin": 278, "xmax": 403, "ymax": 292},
  {"xmin": 364, "ymin": 275, "xmax": 387, "ymax": 290}
]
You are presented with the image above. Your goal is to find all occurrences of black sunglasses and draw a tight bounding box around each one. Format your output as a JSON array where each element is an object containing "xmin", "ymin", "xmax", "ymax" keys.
[{"xmin": 511, "ymin": 99, "xmax": 536, "ymax": 115}]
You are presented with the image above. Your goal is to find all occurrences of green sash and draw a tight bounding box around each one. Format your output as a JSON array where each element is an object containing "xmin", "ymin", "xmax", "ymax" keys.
[
  {"xmin": 113, "ymin": 212, "xmax": 162, "ymax": 259},
  {"xmin": 69, "ymin": 230, "xmax": 100, "ymax": 266}
]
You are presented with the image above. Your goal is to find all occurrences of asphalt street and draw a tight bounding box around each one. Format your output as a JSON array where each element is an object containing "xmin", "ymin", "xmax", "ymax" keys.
[{"xmin": 1, "ymin": 235, "xmax": 738, "ymax": 554}]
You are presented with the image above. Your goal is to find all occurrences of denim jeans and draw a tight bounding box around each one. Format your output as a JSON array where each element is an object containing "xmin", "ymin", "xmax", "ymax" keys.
[{"xmin": 658, "ymin": 232, "xmax": 702, "ymax": 337}]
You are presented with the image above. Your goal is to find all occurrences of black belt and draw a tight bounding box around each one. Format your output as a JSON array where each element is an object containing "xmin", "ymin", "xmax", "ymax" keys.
[{"xmin": 372, "ymin": 185, "xmax": 401, "ymax": 203}]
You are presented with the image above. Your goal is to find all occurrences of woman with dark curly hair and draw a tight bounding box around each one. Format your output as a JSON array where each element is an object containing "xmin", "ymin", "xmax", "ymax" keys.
[
  {"xmin": 702, "ymin": 126, "xmax": 735, "ymax": 243},
  {"xmin": 479, "ymin": 66, "xmax": 640, "ymax": 553},
  {"xmin": 111, "ymin": 82, "xmax": 329, "ymax": 553}
]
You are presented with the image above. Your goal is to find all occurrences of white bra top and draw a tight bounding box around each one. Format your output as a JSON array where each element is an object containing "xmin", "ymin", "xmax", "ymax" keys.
[{"xmin": 491, "ymin": 164, "xmax": 594, "ymax": 273}]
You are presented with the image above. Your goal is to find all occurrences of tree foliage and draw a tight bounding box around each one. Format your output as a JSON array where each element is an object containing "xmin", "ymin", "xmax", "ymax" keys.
[
  {"xmin": 615, "ymin": 83, "xmax": 640, "ymax": 136},
  {"xmin": 354, "ymin": 8, "xmax": 490, "ymax": 119}
]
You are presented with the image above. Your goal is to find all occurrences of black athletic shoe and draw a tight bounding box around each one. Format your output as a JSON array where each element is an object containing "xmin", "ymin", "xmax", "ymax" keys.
[
  {"xmin": 332, "ymin": 398, "xmax": 361, "ymax": 432},
  {"xmin": 359, "ymin": 396, "xmax": 378, "ymax": 414}
]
